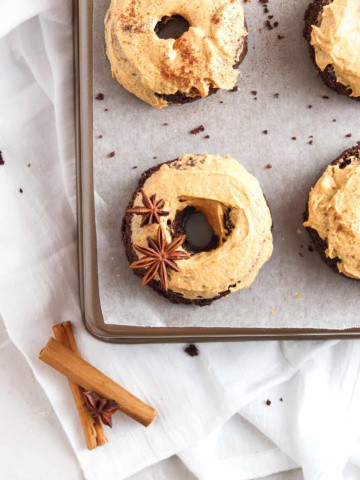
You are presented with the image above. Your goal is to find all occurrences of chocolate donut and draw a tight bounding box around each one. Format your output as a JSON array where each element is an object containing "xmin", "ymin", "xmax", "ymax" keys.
[
  {"xmin": 304, "ymin": 145, "xmax": 360, "ymax": 279},
  {"xmin": 122, "ymin": 154, "xmax": 273, "ymax": 305},
  {"xmin": 304, "ymin": 0, "xmax": 360, "ymax": 101},
  {"xmin": 105, "ymin": 0, "xmax": 248, "ymax": 108}
]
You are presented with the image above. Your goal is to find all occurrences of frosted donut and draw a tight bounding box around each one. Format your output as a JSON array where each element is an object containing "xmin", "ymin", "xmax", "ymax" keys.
[
  {"xmin": 122, "ymin": 154, "xmax": 273, "ymax": 305},
  {"xmin": 105, "ymin": 0, "xmax": 248, "ymax": 108}
]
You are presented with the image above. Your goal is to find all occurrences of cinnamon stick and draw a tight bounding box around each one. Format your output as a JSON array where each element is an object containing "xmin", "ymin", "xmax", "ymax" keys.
[
  {"xmin": 39, "ymin": 336, "xmax": 157, "ymax": 427},
  {"xmin": 52, "ymin": 322, "xmax": 107, "ymax": 450}
]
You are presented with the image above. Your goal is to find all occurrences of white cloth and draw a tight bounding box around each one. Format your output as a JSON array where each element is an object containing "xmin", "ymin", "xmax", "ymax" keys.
[{"xmin": 1, "ymin": 2, "xmax": 360, "ymax": 480}]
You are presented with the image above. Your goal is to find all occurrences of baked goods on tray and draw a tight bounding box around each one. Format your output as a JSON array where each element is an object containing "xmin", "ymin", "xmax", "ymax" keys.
[
  {"xmin": 105, "ymin": 0, "xmax": 248, "ymax": 108},
  {"xmin": 304, "ymin": 0, "xmax": 360, "ymax": 101},
  {"xmin": 122, "ymin": 154, "xmax": 273, "ymax": 305},
  {"xmin": 304, "ymin": 145, "xmax": 360, "ymax": 280}
]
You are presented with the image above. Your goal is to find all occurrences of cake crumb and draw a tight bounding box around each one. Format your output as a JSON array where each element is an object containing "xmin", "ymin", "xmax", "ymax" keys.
[
  {"xmin": 190, "ymin": 125, "xmax": 205, "ymax": 135},
  {"xmin": 230, "ymin": 86, "xmax": 238, "ymax": 92},
  {"xmin": 294, "ymin": 294, "xmax": 301, "ymax": 299},
  {"xmin": 19, "ymin": 188, "xmax": 23, "ymax": 193},
  {"xmin": 250, "ymin": 90, "xmax": 258, "ymax": 96},
  {"xmin": 266, "ymin": 399, "xmax": 271, "ymax": 406},
  {"xmin": 346, "ymin": 133, "xmax": 352, "ymax": 138},
  {"xmin": 132, "ymin": 166, "xmax": 138, "ymax": 169},
  {"xmin": 265, "ymin": 163, "xmax": 272, "ymax": 169},
  {"xmin": 291, "ymin": 136, "xmax": 297, "ymax": 141},
  {"xmin": 108, "ymin": 151, "xmax": 115, "ymax": 158},
  {"xmin": 184, "ymin": 344, "xmax": 199, "ymax": 357},
  {"xmin": 270, "ymin": 308, "xmax": 275, "ymax": 316},
  {"xmin": 273, "ymin": 93, "xmax": 280, "ymax": 98},
  {"xmin": 322, "ymin": 95, "xmax": 330, "ymax": 99},
  {"xmin": 0, "ymin": 151, "xmax": 4, "ymax": 166},
  {"xmin": 308, "ymin": 245, "xmax": 314, "ymax": 252},
  {"xmin": 95, "ymin": 93, "xmax": 104, "ymax": 100},
  {"xmin": 263, "ymin": 130, "xmax": 268, "ymax": 134}
]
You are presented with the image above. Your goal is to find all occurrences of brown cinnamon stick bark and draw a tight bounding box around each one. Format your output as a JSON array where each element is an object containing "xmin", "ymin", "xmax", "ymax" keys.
[
  {"xmin": 52, "ymin": 322, "xmax": 107, "ymax": 450},
  {"xmin": 39, "ymin": 336, "xmax": 157, "ymax": 427}
]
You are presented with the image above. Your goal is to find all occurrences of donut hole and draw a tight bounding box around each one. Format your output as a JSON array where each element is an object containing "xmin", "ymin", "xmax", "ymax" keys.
[
  {"xmin": 155, "ymin": 15, "xmax": 190, "ymax": 40},
  {"xmin": 173, "ymin": 207, "xmax": 219, "ymax": 254}
]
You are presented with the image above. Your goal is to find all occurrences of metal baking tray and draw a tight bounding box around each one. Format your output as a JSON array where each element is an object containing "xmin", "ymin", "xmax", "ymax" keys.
[{"xmin": 75, "ymin": 0, "xmax": 360, "ymax": 343}]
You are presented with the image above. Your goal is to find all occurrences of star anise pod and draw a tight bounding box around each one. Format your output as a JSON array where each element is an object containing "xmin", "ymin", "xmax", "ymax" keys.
[
  {"xmin": 83, "ymin": 391, "xmax": 120, "ymax": 428},
  {"xmin": 130, "ymin": 226, "xmax": 190, "ymax": 290},
  {"xmin": 126, "ymin": 189, "xmax": 169, "ymax": 227}
]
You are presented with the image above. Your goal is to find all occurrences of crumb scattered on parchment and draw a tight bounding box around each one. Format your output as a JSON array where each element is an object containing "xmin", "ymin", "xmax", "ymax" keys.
[
  {"xmin": 270, "ymin": 308, "xmax": 275, "ymax": 316},
  {"xmin": 0, "ymin": 151, "xmax": 4, "ymax": 166},
  {"xmin": 265, "ymin": 164, "xmax": 272, "ymax": 169},
  {"xmin": 266, "ymin": 399, "xmax": 271, "ymax": 406},
  {"xmin": 108, "ymin": 151, "xmax": 115, "ymax": 158},
  {"xmin": 294, "ymin": 294, "xmax": 301, "ymax": 299},
  {"xmin": 95, "ymin": 93, "xmax": 104, "ymax": 100},
  {"xmin": 190, "ymin": 125, "xmax": 205, "ymax": 135}
]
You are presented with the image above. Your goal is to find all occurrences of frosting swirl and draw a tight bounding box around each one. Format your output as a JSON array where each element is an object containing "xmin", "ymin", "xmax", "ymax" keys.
[
  {"xmin": 304, "ymin": 154, "xmax": 360, "ymax": 279},
  {"xmin": 311, "ymin": 0, "xmax": 360, "ymax": 98},
  {"xmin": 105, "ymin": 0, "xmax": 247, "ymax": 108},
  {"xmin": 128, "ymin": 154, "xmax": 273, "ymax": 300}
]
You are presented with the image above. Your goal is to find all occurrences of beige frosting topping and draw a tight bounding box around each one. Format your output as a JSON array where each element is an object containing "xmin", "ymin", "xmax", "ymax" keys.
[
  {"xmin": 304, "ymin": 157, "xmax": 360, "ymax": 279},
  {"xmin": 105, "ymin": 0, "xmax": 247, "ymax": 108},
  {"xmin": 129, "ymin": 154, "xmax": 273, "ymax": 299},
  {"xmin": 311, "ymin": 0, "xmax": 360, "ymax": 97}
]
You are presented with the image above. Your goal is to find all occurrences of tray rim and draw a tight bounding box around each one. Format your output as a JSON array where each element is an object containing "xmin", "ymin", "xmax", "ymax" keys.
[{"xmin": 75, "ymin": 0, "xmax": 360, "ymax": 343}]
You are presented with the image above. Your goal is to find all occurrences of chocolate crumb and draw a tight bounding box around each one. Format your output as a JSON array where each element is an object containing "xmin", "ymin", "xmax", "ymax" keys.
[
  {"xmin": 308, "ymin": 245, "xmax": 314, "ymax": 252},
  {"xmin": 266, "ymin": 399, "xmax": 271, "ymax": 406},
  {"xmin": 19, "ymin": 188, "xmax": 23, "ymax": 193},
  {"xmin": 153, "ymin": 156, "xmax": 157, "ymax": 160},
  {"xmin": 274, "ymin": 93, "xmax": 279, "ymax": 98},
  {"xmin": 346, "ymin": 133, "xmax": 352, "ymax": 138},
  {"xmin": 204, "ymin": 135, "xmax": 210, "ymax": 139},
  {"xmin": 277, "ymin": 34, "xmax": 285, "ymax": 40},
  {"xmin": 132, "ymin": 166, "xmax": 138, "ymax": 169},
  {"xmin": 98, "ymin": 134, "xmax": 103, "ymax": 139},
  {"xmin": 190, "ymin": 125, "xmax": 205, "ymax": 135},
  {"xmin": 280, "ymin": 398, "xmax": 283, "ymax": 402},
  {"xmin": 0, "ymin": 151, "xmax": 4, "ymax": 166},
  {"xmin": 230, "ymin": 86, "xmax": 238, "ymax": 92},
  {"xmin": 27, "ymin": 163, "xmax": 31, "ymax": 167},
  {"xmin": 184, "ymin": 344, "xmax": 199, "ymax": 357},
  {"xmin": 265, "ymin": 163, "xmax": 272, "ymax": 169},
  {"xmin": 219, "ymin": 101, "xmax": 224, "ymax": 104},
  {"xmin": 308, "ymin": 140, "xmax": 313, "ymax": 145},
  {"xmin": 322, "ymin": 95, "xmax": 330, "ymax": 99},
  {"xmin": 291, "ymin": 136, "xmax": 297, "ymax": 140},
  {"xmin": 265, "ymin": 20, "xmax": 273, "ymax": 30},
  {"xmin": 163, "ymin": 123, "xmax": 169, "ymax": 126},
  {"xmin": 332, "ymin": 119, "xmax": 336, "ymax": 122},
  {"xmin": 273, "ymin": 21, "xmax": 279, "ymax": 27},
  {"xmin": 308, "ymin": 105, "xmax": 312, "ymax": 109},
  {"xmin": 263, "ymin": 130, "xmax": 268, "ymax": 134},
  {"xmin": 251, "ymin": 90, "xmax": 258, "ymax": 96},
  {"xmin": 95, "ymin": 93, "xmax": 104, "ymax": 100},
  {"xmin": 104, "ymin": 108, "xmax": 108, "ymax": 111},
  {"xmin": 108, "ymin": 151, "xmax": 116, "ymax": 158}
]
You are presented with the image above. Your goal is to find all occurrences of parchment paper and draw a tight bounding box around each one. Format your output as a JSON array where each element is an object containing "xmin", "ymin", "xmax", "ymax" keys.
[{"xmin": 93, "ymin": 0, "xmax": 359, "ymax": 328}]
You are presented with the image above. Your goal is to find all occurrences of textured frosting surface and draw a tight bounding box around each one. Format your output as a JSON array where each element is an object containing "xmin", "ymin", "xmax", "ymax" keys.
[
  {"xmin": 105, "ymin": 0, "xmax": 247, "ymax": 108},
  {"xmin": 128, "ymin": 154, "xmax": 273, "ymax": 300},
  {"xmin": 304, "ymin": 157, "xmax": 360, "ymax": 279},
  {"xmin": 311, "ymin": 0, "xmax": 360, "ymax": 97}
]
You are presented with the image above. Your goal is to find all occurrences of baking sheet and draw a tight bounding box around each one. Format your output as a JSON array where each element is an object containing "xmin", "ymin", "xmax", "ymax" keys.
[{"xmin": 92, "ymin": 0, "xmax": 359, "ymax": 329}]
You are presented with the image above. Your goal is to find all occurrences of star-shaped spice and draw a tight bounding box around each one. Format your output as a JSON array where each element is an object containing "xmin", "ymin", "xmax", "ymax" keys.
[
  {"xmin": 83, "ymin": 391, "xmax": 120, "ymax": 428},
  {"xmin": 130, "ymin": 226, "xmax": 190, "ymax": 290},
  {"xmin": 126, "ymin": 189, "xmax": 169, "ymax": 227}
]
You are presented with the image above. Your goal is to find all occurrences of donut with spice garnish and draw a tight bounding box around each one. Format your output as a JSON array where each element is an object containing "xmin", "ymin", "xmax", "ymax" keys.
[
  {"xmin": 304, "ymin": 145, "xmax": 360, "ymax": 279},
  {"xmin": 122, "ymin": 153, "xmax": 273, "ymax": 305},
  {"xmin": 304, "ymin": 0, "xmax": 360, "ymax": 101},
  {"xmin": 105, "ymin": 0, "xmax": 248, "ymax": 108}
]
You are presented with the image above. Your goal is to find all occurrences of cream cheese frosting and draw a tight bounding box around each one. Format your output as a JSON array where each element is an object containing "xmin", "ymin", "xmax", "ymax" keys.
[
  {"xmin": 105, "ymin": 0, "xmax": 248, "ymax": 108},
  {"xmin": 129, "ymin": 154, "xmax": 273, "ymax": 300},
  {"xmin": 311, "ymin": 0, "xmax": 360, "ymax": 97},
  {"xmin": 304, "ymin": 156, "xmax": 360, "ymax": 279}
]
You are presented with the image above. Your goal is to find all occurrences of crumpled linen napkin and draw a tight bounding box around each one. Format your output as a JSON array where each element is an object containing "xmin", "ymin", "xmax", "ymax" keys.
[{"xmin": 2, "ymin": 2, "xmax": 360, "ymax": 480}]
